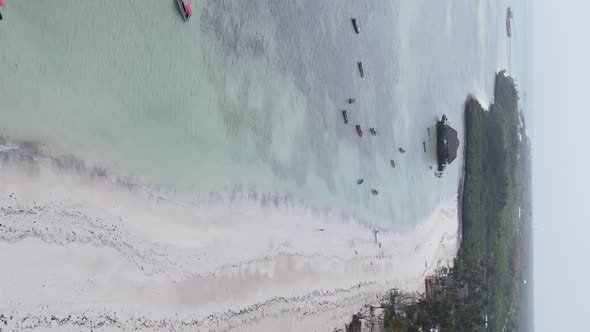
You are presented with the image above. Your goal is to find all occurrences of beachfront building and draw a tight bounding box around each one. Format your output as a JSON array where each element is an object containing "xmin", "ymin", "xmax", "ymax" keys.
[{"xmin": 436, "ymin": 114, "xmax": 460, "ymax": 172}]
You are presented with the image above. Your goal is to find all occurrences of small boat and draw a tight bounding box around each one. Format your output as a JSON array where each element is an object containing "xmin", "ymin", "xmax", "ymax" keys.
[
  {"xmin": 352, "ymin": 18, "xmax": 360, "ymax": 33},
  {"xmin": 357, "ymin": 178, "xmax": 364, "ymax": 185},
  {"xmin": 342, "ymin": 110, "xmax": 349, "ymax": 124},
  {"xmin": 358, "ymin": 62, "xmax": 364, "ymax": 78},
  {"xmin": 390, "ymin": 160, "xmax": 396, "ymax": 168},
  {"xmin": 356, "ymin": 125, "xmax": 363, "ymax": 137},
  {"xmin": 369, "ymin": 128, "xmax": 377, "ymax": 136},
  {"xmin": 399, "ymin": 147, "xmax": 406, "ymax": 153},
  {"xmin": 506, "ymin": 7, "xmax": 513, "ymax": 37},
  {"xmin": 177, "ymin": 0, "xmax": 193, "ymax": 21}
]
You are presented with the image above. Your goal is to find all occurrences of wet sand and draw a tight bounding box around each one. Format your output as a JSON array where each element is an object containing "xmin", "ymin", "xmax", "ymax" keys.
[{"xmin": 0, "ymin": 145, "xmax": 458, "ymax": 331}]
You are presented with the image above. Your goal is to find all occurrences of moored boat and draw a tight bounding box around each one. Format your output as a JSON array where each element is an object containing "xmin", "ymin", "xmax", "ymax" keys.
[
  {"xmin": 358, "ymin": 62, "xmax": 364, "ymax": 78},
  {"xmin": 352, "ymin": 18, "xmax": 360, "ymax": 33},
  {"xmin": 177, "ymin": 0, "xmax": 193, "ymax": 21},
  {"xmin": 506, "ymin": 7, "xmax": 513, "ymax": 37}
]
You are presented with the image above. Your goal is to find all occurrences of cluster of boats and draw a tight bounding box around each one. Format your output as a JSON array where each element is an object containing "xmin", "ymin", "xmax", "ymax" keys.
[
  {"xmin": 342, "ymin": 17, "xmax": 403, "ymax": 194},
  {"xmin": 176, "ymin": 3, "xmax": 456, "ymax": 180},
  {"xmin": 342, "ymin": 18, "xmax": 366, "ymax": 131},
  {"xmin": 351, "ymin": 18, "xmax": 365, "ymax": 78}
]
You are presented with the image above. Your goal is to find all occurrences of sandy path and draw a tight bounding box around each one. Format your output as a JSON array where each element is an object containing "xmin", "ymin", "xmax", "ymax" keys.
[{"xmin": 0, "ymin": 148, "xmax": 458, "ymax": 331}]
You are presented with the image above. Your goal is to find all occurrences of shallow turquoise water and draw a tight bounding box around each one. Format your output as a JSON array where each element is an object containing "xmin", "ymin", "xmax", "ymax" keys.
[{"xmin": 0, "ymin": 0, "xmax": 508, "ymax": 229}]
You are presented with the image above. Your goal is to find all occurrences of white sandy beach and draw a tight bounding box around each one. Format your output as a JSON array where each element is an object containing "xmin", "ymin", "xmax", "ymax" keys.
[{"xmin": 0, "ymin": 147, "xmax": 459, "ymax": 331}]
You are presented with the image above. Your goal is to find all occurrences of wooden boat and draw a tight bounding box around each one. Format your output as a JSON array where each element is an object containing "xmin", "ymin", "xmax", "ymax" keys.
[
  {"xmin": 356, "ymin": 125, "xmax": 363, "ymax": 137},
  {"xmin": 177, "ymin": 0, "xmax": 193, "ymax": 21},
  {"xmin": 352, "ymin": 18, "xmax": 360, "ymax": 33}
]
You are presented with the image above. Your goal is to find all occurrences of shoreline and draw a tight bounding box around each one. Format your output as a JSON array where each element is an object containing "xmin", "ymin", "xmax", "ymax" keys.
[
  {"xmin": 0, "ymin": 137, "xmax": 428, "ymax": 233},
  {"xmin": 0, "ymin": 143, "xmax": 459, "ymax": 331},
  {"xmin": 457, "ymin": 99, "xmax": 469, "ymax": 246},
  {"xmin": 457, "ymin": 166, "xmax": 465, "ymax": 246}
]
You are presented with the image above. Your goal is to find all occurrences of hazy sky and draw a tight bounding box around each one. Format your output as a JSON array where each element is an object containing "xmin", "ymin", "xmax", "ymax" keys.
[{"xmin": 532, "ymin": 0, "xmax": 590, "ymax": 330}]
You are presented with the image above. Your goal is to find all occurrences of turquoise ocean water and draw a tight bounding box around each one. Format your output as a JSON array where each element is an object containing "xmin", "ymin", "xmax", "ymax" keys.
[{"xmin": 0, "ymin": 0, "xmax": 517, "ymax": 229}]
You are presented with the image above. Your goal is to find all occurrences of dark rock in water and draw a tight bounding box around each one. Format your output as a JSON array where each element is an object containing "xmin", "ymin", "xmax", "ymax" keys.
[
  {"xmin": 91, "ymin": 167, "xmax": 108, "ymax": 178},
  {"xmin": 53, "ymin": 155, "xmax": 85, "ymax": 171},
  {"xmin": 19, "ymin": 141, "xmax": 42, "ymax": 156}
]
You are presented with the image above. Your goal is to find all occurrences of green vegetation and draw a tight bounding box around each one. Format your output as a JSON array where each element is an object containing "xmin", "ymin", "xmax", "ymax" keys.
[
  {"xmin": 461, "ymin": 71, "xmax": 527, "ymax": 332},
  {"xmin": 383, "ymin": 71, "xmax": 533, "ymax": 331}
]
